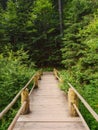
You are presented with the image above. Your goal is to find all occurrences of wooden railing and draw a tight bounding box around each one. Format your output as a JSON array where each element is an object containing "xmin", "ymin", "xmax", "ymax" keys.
[
  {"xmin": 0, "ymin": 69, "xmax": 43, "ymax": 130},
  {"xmin": 53, "ymin": 68, "xmax": 63, "ymax": 82},
  {"xmin": 53, "ymin": 68, "xmax": 98, "ymax": 130},
  {"xmin": 68, "ymin": 83, "xmax": 98, "ymax": 122}
]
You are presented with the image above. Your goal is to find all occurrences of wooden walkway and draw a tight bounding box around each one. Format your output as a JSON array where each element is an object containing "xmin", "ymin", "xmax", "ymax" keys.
[{"xmin": 13, "ymin": 72, "xmax": 87, "ymax": 130}]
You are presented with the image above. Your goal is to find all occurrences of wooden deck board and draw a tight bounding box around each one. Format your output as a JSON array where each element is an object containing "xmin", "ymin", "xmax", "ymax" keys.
[
  {"xmin": 14, "ymin": 122, "xmax": 86, "ymax": 130},
  {"xmin": 13, "ymin": 72, "xmax": 87, "ymax": 130}
]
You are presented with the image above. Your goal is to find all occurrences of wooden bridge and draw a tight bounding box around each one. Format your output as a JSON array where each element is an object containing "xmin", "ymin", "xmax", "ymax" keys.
[{"xmin": 0, "ymin": 69, "xmax": 98, "ymax": 130}]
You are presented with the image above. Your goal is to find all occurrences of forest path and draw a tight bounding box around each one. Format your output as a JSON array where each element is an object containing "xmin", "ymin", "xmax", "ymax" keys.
[{"xmin": 13, "ymin": 72, "xmax": 87, "ymax": 130}]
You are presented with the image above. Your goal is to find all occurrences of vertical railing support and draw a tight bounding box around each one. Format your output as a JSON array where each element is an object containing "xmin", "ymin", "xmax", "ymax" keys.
[
  {"xmin": 34, "ymin": 75, "xmax": 38, "ymax": 88},
  {"xmin": 68, "ymin": 88, "xmax": 78, "ymax": 116},
  {"xmin": 53, "ymin": 68, "xmax": 58, "ymax": 80},
  {"xmin": 21, "ymin": 88, "xmax": 30, "ymax": 114},
  {"xmin": 37, "ymin": 72, "xmax": 41, "ymax": 80}
]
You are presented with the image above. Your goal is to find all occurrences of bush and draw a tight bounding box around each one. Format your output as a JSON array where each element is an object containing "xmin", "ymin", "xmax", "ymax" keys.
[{"xmin": 0, "ymin": 47, "xmax": 36, "ymax": 129}]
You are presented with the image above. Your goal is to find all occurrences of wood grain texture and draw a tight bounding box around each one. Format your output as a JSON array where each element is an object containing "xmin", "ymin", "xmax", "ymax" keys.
[{"xmin": 13, "ymin": 72, "xmax": 87, "ymax": 130}]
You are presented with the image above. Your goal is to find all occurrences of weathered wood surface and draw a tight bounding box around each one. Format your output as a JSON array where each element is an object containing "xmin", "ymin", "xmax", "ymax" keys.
[{"xmin": 13, "ymin": 72, "xmax": 87, "ymax": 130}]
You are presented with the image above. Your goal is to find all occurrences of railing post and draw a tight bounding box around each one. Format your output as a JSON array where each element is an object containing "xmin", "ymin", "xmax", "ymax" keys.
[
  {"xmin": 53, "ymin": 68, "xmax": 63, "ymax": 83},
  {"xmin": 53, "ymin": 68, "xmax": 58, "ymax": 80},
  {"xmin": 68, "ymin": 88, "xmax": 78, "ymax": 116},
  {"xmin": 37, "ymin": 72, "xmax": 41, "ymax": 80},
  {"xmin": 21, "ymin": 88, "xmax": 30, "ymax": 114},
  {"xmin": 40, "ymin": 69, "xmax": 43, "ymax": 76},
  {"xmin": 34, "ymin": 75, "xmax": 38, "ymax": 88}
]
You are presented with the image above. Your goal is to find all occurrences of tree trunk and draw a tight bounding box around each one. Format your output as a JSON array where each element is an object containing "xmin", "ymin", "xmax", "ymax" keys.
[{"xmin": 58, "ymin": 0, "xmax": 63, "ymax": 35}]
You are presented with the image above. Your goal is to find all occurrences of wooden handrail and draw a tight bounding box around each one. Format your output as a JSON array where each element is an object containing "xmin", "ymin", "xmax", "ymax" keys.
[
  {"xmin": 68, "ymin": 83, "xmax": 98, "ymax": 122},
  {"xmin": 53, "ymin": 68, "xmax": 63, "ymax": 82},
  {"xmin": 0, "ymin": 89, "xmax": 23, "ymax": 119},
  {"xmin": 0, "ymin": 70, "xmax": 41, "ymax": 119},
  {"xmin": 8, "ymin": 84, "xmax": 35, "ymax": 130},
  {"xmin": 8, "ymin": 101, "xmax": 26, "ymax": 130},
  {"xmin": 53, "ymin": 69, "xmax": 98, "ymax": 122},
  {"xmin": 73, "ymin": 104, "xmax": 90, "ymax": 130}
]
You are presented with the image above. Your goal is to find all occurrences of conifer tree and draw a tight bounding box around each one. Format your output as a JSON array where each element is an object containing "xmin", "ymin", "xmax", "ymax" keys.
[
  {"xmin": 30, "ymin": 0, "xmax": 61, "ymax": 67},
  {"xmin": 0, "ymin": 4, "xmax": 6, "ymax": 50},
  {"xmin": 3, "ymin": 0, "xmax": 17, "ymax": 45},
  {"xmin": 3, "ymin": 0, "xmax": 34, "ymax": 49},
  {"xmin": 61, "ymin": 0, "xmax": 98, "ymax": 69},
  {"xmin": 76, "ymin": 12, "xmax": 98, "ymax": 86},
  {"xmin": 14, "ymin": 0, "xmax": 33, "ymax": 47},
  {"xmin": 0, "ymin": 0, "xmax": 8, "ymax": 9}
]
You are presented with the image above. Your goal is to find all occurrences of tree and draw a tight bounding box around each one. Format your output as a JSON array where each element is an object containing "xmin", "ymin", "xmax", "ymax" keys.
[
  {"xmin": 15, "ymin": 0, "xmax": 33, "ymax": 46},
  {"xmin": 61, "ymin": 0, "xmax": 98, "ymax": 69},
  {"xmin": 0, "ymin": 4, "xmax": 6, "ymax": 51},
  {"xmin": 76, "ymin": 12, "xmax": 98, "ymax": 86},
  {"xmin": 58, "ymin": 0, "xmax": 63, "ymax": 35},
  {"xmin": 0, "ymin": 0, "xmax": 8, "ymax": 9},
  {"xmin": 29, "ymin": 0, "xmax": 61, "ymax": 67},
  {"xmin": 3, "ymin": 0, "xmax": 34, "ymax": 50},
  {"xmin": 3, "ymin": 0, "xmax": 17, "ymax": 45},
  {"xmin": 0, "ymin": 0, "xmax": 62, "ymax": 67}
]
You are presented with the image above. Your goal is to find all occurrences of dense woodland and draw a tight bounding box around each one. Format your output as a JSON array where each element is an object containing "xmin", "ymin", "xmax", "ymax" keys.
[{"xmin": 0, "ymin": 0, "xmax": 98, "ymax": 130}]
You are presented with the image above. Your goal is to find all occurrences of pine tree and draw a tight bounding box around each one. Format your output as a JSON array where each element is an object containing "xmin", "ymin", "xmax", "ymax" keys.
[
  {"xmin": 3, "ymin": 0, "xmax": 17, "ymax": 45},
  {"xmin": 76, "ymin": 11, "xmax": 98, "ymax": 86},
  {"xmin": 0, "ymin": 0, "xmax": 8, "ymax": 9},
  {"xmin": 3, "ymin": 0, "xmax": 34, "ymax": 49},
  {"xmin": 29, "ymin": 0, "xmax": 61, "ymax": 67},
  {"xmin": 0, "ymin": 4, "xmax": 6, "ymax": 51},
  {"xmin": 61, "ymin": 0, "xmax": 98, "ymax": 69}
]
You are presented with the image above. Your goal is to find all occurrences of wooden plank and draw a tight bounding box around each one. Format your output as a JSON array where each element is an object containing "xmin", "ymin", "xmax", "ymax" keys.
[
  {"xmin": 14, "ymin": 122, "xmax": 86, "ymax": 130},
  {"xmin": 17, "ymin": 117, "xmax": 81, "ymax": 122}
]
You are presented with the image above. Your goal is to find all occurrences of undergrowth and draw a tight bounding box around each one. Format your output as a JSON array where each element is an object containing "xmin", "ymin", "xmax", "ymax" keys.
[{"xmin": 0, "ymin": 47, "xmax": 36, "ymax": 129}]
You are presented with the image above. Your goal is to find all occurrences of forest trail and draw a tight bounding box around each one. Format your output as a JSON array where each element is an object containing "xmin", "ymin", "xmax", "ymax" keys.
[{"xmin": 13, "ymin": 72, "xmax": 87, "ymax": 130}]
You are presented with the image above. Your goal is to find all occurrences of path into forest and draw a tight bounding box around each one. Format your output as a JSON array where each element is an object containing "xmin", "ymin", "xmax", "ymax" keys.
[{"xmin": 13, "ymin": 72, "xmax": 87, "ymax": 130}]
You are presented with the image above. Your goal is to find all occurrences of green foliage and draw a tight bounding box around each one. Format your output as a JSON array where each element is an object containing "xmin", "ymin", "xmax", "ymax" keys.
[
  {"xmin": 0, "ymin": 0, "xmax": 98, "ymax": 129},
  {"xmin": 29, "ymin": 0, "xmax": 61, "ymax": 67},
  {"xmin": 3, "ymin": 0, "xmax": 17, "ymax": 44},
  {"xmin": 79, "ymin": 102, "xmax": 98, "ymax": 130},
  {"xmin": 0, "ymin": 4, "xmax": 6, "ymax": 47},
  {"xmin": 61, "ymin": 0, "xmax": 98, "ymax": 69},
  {"xmin": 61, "ymin": 1, "xmax": 98, "ymax": 129},
  {"xmin": 0, "ymin": 47, "xmax": 35, "ymax": 111},
  {"xmin": 0, "ymin": 106, "xmax": 18, "ymax": 130},
  {"xmin": 75, "ymin": 11, "xmax": 98, "ymax": 87},
  {"xmin": 0, "ymin": 0, "xmax": 8, "ymax": 9},
  {"xmin": 0, "ymin": 46, "xmax": 36, "ymax": 129},
  {"xmin": 60, "ymin": 70, "xmax": 98, "ymax": 130},
  {"xmin": 0, "ymin": 0, "xmax": 61, "ymax": 67}
]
